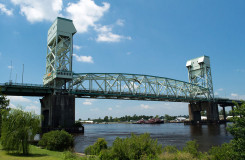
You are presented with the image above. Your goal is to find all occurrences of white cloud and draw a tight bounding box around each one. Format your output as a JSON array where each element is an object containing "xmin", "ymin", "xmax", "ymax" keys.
[
  {"xmin": 116, "ymin": 19, "xmax": 124, "ymax": 26},
  {"xmin": 9, "ymin": 103, "xmax": 17, "ymax": 109},
  {"xmin": 10, "ymin": 0, "xmax": 62, "ymax": 23},
  {"xmin": 214, "ymin": 92, "xmax": 219, "ymax": 96},
  {"xmin": 95, "ymin": 24, "xmax": 132, "ymax": 42},
  {"xmin": 8, "ymin": 96, "xmax": 31, "ymax": 103},
  {"xmin": 230, "ymin": 93, "xmax": 245, "ymax": 100},
  {"xmin": 140, "ymin": 104, "xmax": 152, "ymax": 109},
  {"xmin": 108, "ymin": 107, "xmax": 112, "ymax": 111},
  {"xmin": 231, "ymin": 93, "xmax": 238, "ymax": 97},
  {"xmin": 90, "ymin": 108, "xmax": 99, "ymax": 111},
  {"xmin": 0, "ymin": 3, "xmax": 13, "ymax": 16},
  {"xmin": 73, "ymin": 54, "xmax": 94, "ymax": 63},
  {"xmin": 25, "ymin": 105, "xmax": 40, "ymax": 114},
  {"xmin": 8, "ymin": 65, "xmax": 13, "ymax": 69},
  {"xmin": 126, "ymin": 52, "xmax": 132, "ymax": 55},
  {"xmin": 83, "ymin": 101, "xmax": 92, "ymax": 105},
  {"xmin": 218, "ymin": 88, "xmax": 224, "ymax": 91},
  {"xmin": 74, "ymin": 45, "xmax": 82, "ymax": 50},
  {"xmin": 83, "ymin": 99, "xmax": 96, "ymax": 105},
  {"xmin": 66, "ymin": 0, "xmax": 110, "ymax": 33}
]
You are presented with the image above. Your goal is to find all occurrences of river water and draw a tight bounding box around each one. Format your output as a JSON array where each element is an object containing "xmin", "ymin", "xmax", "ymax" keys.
[{"xmin": 74, "ymin": 123, "xmax": 232, "ymax": 153}]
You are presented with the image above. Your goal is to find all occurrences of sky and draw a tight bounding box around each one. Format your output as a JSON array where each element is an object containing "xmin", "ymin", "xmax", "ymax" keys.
[{"xmin": 0, "ymin": 0, "xmax": 245, "ymax": 120}]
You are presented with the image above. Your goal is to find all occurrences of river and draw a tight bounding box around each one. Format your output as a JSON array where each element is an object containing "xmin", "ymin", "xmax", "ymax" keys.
[{"xmin": 74, "ymin": 123, "xmax": 232, "ymax": 153}]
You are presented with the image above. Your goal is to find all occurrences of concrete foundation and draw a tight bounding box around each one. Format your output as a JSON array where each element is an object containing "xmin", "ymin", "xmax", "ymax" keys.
[
  {"xmin": 188, "ymin": 101, "xmax": 219, "ymax": 123},
  {"xmin": 40, "ymin": 95, "xmax": 75, "ymax": 129}
]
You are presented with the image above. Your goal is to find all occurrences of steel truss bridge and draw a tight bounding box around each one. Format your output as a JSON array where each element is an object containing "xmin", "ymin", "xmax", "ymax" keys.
[{"xmin": 1, "ymin": 73, "xmax": 212, "ymax": 102}]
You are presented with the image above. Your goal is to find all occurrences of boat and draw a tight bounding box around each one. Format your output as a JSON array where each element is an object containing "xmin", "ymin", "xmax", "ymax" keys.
[{"xmin": 135, "ymin": 118, "xmax": 164, "ymax": 124}]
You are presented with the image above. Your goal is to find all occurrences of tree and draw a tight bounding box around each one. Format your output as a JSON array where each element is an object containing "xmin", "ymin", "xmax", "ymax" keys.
[
  {"xmin": 201, "ymin": 111, "xmax": 206, "ymax": 116},
  {"xmin": 104, "ymin": 116, "xmax": 109, "ymax": 122},
  {"xmin": 0, "ymin": 87, "xmax": 9, "ymax": 137},
  {"xmin": 1, "ymin": 108, "xmax": 40, "ymax": 155},
  {"xmin": 227, "ymin": 101, "xmax": 245, "ymax": 159}
]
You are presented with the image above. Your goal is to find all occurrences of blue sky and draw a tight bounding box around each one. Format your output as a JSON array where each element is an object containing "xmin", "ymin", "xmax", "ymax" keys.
[{"xmin": 0, "ymin": 0, "xmax": 244, "ymax": 119}]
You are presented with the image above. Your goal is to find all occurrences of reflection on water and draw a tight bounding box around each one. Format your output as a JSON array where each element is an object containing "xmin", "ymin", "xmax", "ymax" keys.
[{"xmin": 74, "ymin": 123, "xmax": 233, "ymax": 153}]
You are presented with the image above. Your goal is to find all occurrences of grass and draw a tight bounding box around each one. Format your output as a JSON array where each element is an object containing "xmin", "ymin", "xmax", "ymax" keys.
[{"xmin": 0, "ymin": 144, "xmax": 64, "ymax": 160}]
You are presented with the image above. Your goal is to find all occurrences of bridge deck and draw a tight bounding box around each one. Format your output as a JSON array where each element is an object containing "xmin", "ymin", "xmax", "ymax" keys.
[{"xmin": 0, "ymin": 83, "xmax": 52, "ymax": 96}]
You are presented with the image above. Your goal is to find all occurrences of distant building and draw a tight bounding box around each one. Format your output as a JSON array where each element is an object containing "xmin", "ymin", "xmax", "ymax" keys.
[
  {"xmin": 80, "ymin": 120, "xmax": 94, "ymax": 124},
  {"xmin": 201, "ymin": 116, "xmax": 207, "ymax": 120},
  {"xmin": 175, "ymin": 117, "xmax": 186, "ymax": 122}
]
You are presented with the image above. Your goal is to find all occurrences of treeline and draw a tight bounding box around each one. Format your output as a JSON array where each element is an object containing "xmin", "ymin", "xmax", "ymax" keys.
[{"xmin": 80, "ymin": 114, "xmax": 189, "ymax": 123}]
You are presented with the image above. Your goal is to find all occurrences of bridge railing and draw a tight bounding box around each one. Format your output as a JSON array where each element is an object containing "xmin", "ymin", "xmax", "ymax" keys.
[
  {"xmin": 0, "ymin": 82, "xmax": 50, "ymax": 88},
  {"xmin": 72, "ymin": 73, "xmax": 210, "ymax": 101}
]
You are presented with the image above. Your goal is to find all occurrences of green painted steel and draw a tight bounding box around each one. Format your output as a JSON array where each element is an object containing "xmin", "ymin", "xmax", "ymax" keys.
[
  {"xmin": 0, "ymin": 83, "xmax": 52, "ymax": 96},
  {"xmin": 72, "ymin": 73, "xmax": 210, "ymax": 102}
]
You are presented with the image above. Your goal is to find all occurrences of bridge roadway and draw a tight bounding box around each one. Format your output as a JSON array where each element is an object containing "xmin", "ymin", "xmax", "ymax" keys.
[{"xmin": 0, "ymin": 73, "xmax": 242, "ymax": 105}]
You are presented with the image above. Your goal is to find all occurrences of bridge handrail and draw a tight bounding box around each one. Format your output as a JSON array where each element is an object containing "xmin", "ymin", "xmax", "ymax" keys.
[{"xmin": 0, "ymin": 82, "xmax": 51, "ymax": 88}]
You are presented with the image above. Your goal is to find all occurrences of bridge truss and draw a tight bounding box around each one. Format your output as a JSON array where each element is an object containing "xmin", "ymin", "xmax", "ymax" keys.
[{"xmin": 72, "ymin": 73, "xmax": 210, "ymax": 102}]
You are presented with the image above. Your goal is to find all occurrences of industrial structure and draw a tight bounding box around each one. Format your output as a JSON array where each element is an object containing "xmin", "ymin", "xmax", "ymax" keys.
[{"xmin": 0, "ymin": 17, "xmax": 242, "ymax": 132}]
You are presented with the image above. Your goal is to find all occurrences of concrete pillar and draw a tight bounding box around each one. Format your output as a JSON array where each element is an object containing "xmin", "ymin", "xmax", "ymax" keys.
[
  {"xmin": 205, "ymin": 102, "xmax": 219, "ymax": 122},
  {"xmin": 188, "ymin": 103, "xmax": 201, "ymax": 122},
  {"xmin": 222, "ymin": 106, "xmax": 226, "ymax": 121},
  {"xmin": 40, "ymin": 94, "xmax": 75, "ymax": 129}
]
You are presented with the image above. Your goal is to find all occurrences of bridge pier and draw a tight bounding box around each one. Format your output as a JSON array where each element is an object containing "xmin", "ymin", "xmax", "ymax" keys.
[
  {"xmin": 40, "ymin": 94, "xmax": 83, "ymax": 133},
  {"xmin": 188, "ymin": 103, "xmax": 201, "ymax": 122},
  {"xmin": 188, "ymin": 102, "xmax": 219, "ymax": 124}
]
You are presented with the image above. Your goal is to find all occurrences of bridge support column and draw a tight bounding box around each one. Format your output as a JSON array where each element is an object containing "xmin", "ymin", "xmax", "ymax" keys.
[
  {"xmin": 188, "ymin": 103, "xmax": 201, "ymax": 123},
  {"xmin": 204, "ymin": 102, "xmax": 219, "ymax": 122},
  {"xmin": 188, "ymin": 102, "xmax": 219, "ymax": 124},
  {"xmin": 40, "ymin": 94, "xmax": 82, "ymax": 133},
  {"xmin": 222, "ymin": 106, "xmax": 226, "ymax": 121}
]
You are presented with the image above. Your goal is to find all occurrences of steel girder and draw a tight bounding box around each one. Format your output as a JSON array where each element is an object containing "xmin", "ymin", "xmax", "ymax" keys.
[{"xmin": 72, "ymin": 73, "xmax": 210, "ymax": 102}]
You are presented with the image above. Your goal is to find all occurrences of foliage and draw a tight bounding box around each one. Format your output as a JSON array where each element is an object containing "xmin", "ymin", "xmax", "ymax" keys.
[
  {"xmin": 99, "ymin": 133, "xmax": 162, "ymax": 160},
  {"xmin": 182, "ymin": 140, "xmax": 201, "ymax": 158},
  {"xmin": 38, "ymin": 130, "xmax": 73, "ymax": 151},
  {"xmin": 162, "ymin": 145, "xmax": 178, "ymax": 153},
  {"xmin": 0, "ymin": 87, "xmax": 9, "ymax": 137},
  {"xmin": 164, "ymin": 114, "xmax": 176, "ymax": 121},
  {"xmin": 62, "ymin": 151, "xmax": 80, "ymax": 160},
  {"xmin": 209, "ymin": 142, "xmax": 234, "ymax": 160},
  {"xmin": 74, "ymin": 121, "xmax": 83, "ymax": 127},
  {"xmin": 226, "ymin": 101, "xmax": 245, "ymax": 159},
  {"xmin": 1, "ymin": 109, "xmax": 40, "ymax": 155},
  {"xmin": 84, "ymin": 138, "xmax": 107, "ymax": 155}
]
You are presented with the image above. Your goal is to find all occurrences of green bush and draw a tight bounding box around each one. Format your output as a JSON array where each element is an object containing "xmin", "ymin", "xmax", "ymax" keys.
[
  {"xmin": 38, "ymin": 130, "xmax": 73, "ymax": 151},
  {"xmin": 209, "ymin": 142, "xmax": 235, "ymax": 160},
  {"xmin": 85, "ymin": 138, "xmax": 107, "ymax": 155},
  {"xmin": 163, "ymin": 145, "xmax": 178, "ymax": 153},
  {"xmin": 62, "ymin": 151, "xmax": 80, "ymax": 160},
  {"xmin": 99, "ymin": 133, "xmax": 162, "ymax": 160},
  {"xmin": 182, "ymin": 140, "xmax": 200, "ymax": 158}
]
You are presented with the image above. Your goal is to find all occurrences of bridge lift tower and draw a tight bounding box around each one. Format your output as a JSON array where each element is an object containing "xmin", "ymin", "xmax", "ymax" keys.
[
  {"xmin": 43, "ymin": 17, "xmax": 76, "ymax": 92},
  {"xmin": 40, "ymin": 17, "xmax": 79, "ymax": 132},
  {"xmin": 186, "ymin": 56, "xmax": 218, "ymax": 122}
]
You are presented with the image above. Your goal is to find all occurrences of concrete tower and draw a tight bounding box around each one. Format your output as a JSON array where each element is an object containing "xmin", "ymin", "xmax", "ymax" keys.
[{"xmin": 43, "ymin": 17, "xmax": 76, "ymax": 91}]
